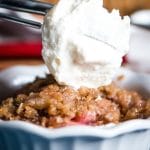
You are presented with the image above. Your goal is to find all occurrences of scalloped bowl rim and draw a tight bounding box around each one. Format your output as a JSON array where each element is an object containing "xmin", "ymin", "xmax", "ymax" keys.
[{"xmin": 0, "ymin": 119, "xmax": 150, "ymax": 139}]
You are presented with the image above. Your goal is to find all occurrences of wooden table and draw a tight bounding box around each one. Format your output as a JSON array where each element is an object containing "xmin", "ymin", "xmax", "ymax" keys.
[{"xmin": 0, "ymin": 58, "xmax": 44, "ymax": 71}]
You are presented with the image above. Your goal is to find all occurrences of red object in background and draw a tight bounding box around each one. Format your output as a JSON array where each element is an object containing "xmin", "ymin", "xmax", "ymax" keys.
[
  {"xmin": 0, "ymin": 41, "xmax": 128, "ymax": 64},
  {"xmin": 0, "ymin": 41, "xmax": 42, "ymax": 57},
  {"xmin": 122, "ymin": 55, "xmax": 128, "ymax": 64}
]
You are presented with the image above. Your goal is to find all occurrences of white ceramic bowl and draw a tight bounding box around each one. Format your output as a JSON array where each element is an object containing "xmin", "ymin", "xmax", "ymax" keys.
[{"xmin": 0, "ymin": 65, "xmax": 150, "ymax": 150}]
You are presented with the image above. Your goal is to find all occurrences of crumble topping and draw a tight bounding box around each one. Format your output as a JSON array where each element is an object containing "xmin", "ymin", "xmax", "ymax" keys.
[{"xmin": 0, "ymin": 75, "xmax": 149, "ymax": 128}]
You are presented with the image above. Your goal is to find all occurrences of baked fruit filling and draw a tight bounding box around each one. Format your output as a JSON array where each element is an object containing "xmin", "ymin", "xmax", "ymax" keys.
[{"xmin": 0, "ymin": 75, "xmax": 149, "ymax": 128}]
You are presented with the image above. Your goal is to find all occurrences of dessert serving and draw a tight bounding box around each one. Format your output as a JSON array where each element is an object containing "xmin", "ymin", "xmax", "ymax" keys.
[
  {"xmin": 0, "ymin": 75, "xmax": 150, "ymax": 128},
  {"xmin": 0, "ymin": 0, "xmax": 149, "ymax": 129}
]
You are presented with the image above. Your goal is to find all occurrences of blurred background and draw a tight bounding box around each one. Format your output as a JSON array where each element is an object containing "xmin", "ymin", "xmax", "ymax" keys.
[{"xmin": 0, "ymin": 0, "xmax": 150, "ymax": 72}]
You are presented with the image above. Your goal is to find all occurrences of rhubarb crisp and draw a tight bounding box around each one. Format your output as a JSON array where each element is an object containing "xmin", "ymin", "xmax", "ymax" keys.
[{"xmin": 0, "ymin": 75, "xmax": 149, "ymax": 128}]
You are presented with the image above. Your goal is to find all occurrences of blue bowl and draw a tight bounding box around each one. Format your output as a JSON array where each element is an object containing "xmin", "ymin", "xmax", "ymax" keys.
[{"xmin": 0, "ymin": 66, "xmax": 150, "ymax": 150}]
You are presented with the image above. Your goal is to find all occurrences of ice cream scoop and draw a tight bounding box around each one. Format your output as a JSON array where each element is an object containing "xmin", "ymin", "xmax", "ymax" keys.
[{"xmin": 42, "ymin": 0, "xmax": 130, "ymax": 88}]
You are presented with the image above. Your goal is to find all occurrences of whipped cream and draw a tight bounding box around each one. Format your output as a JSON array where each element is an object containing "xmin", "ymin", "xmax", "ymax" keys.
[{"xmin": 42, "ymin": 0, "xmax": 130, "ymax": 88}]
